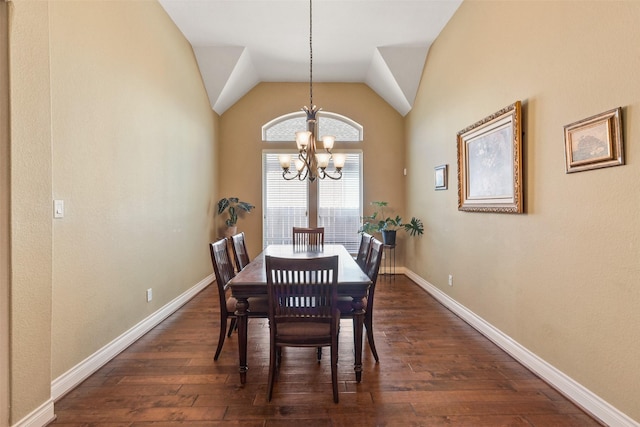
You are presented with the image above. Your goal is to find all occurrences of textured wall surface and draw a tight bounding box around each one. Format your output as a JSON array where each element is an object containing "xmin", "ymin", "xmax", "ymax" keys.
[{"xmin": 9, "ymin": 2, "xmax": 54, "ymax": 421}]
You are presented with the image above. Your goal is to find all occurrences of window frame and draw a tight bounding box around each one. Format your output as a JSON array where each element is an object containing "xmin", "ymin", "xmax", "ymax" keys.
[{"xmin": 262, "ymin": 111, "xmax": 364, "ymax": 253}]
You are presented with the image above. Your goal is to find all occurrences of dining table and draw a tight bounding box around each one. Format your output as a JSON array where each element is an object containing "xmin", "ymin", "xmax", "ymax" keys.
[{"xmin": 228, "ymin": 244, "xmax": 372, "ymax": 384}]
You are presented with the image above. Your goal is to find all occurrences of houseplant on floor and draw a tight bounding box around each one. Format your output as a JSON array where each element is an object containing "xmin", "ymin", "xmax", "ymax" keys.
[
  {"xmin": 359, "ymin": 201, "xmax": 424, "ymax": 245},
  {"xmin": 217, "ymin": 197, "xmax": 255, "ymax": 237}
]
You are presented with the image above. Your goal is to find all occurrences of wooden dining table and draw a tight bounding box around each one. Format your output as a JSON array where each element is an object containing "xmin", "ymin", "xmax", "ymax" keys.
[{"xmin": 228, "ymin": 244, "xmax": 372, "ymax": 384}]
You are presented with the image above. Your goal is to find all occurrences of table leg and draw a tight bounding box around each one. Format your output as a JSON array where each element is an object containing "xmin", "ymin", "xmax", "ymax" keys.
[
  {"xmin": 235, "ymin": 297, "xmax": 249, "ymax": 384},
  {"xmin": 351, "ymin": 296, "xmax": 365, "ymax": 383}
]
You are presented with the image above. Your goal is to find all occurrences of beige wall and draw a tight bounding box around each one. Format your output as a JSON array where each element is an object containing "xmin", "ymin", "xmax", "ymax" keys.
[
  {"xmin": 218, "ymin": 82, "xmax": 407, "ymax": 260},
  {"xmin": 9, "ymin": 2, "xmax": 54, "ymax": 421},
  {"xmin": 1, "ymin": 3, "xmax": 9, "ymax": 424},
  {"xmin": 8, "ymin": 0, "xmax": 217, "ymax": 423},
  {"xmin": 405, "ymin": 0, "xmax": 640, "ymax": 422}
]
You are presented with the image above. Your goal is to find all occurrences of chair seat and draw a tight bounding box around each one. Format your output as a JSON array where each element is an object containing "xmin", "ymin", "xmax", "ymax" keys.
[
  {"xmin": 276, "ymin": 321, "xmax": 331, "ymax": 339},
  {"xmin": 337, "ymin": 296, "xmax": 367, "ymax": 314},
  {"xmin": 226, "ymin": 295, "xmax": 269, "ymax": 314}
]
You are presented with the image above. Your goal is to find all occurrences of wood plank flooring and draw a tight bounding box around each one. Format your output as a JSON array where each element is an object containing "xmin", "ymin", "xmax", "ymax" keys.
[{"xmin": 50, "ymin": 274, "xmax": 602, "ymax": 426}]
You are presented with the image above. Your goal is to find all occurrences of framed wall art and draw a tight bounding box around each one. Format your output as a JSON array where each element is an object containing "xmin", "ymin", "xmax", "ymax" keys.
[
  {"xmin": 434, "ymin": 164, "xmax": 448, "ymax": 190},
  {"xmin": 457, "ymin": 101, "xmax": 523, "ymax": 213},
  {"xmin": 563, "ymin": 107, "xmax": 623, "ymax": 173}
]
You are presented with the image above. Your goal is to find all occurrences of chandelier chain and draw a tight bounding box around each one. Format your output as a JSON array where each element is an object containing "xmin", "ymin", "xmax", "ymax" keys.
[{"xmin": 309, "ymin": 0, "xmax": 313, "ymax": 107}]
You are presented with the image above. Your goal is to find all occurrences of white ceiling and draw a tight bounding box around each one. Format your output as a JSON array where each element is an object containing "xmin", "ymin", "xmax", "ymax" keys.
[{"xmin": 159, "ymin": 0, "xmax": 462, "ymax": 116}]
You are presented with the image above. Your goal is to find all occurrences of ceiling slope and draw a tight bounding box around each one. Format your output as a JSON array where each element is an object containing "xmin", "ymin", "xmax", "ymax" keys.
[{"xmin": 160, "ymin": 0, "xmax": 462, "ymax": 116}]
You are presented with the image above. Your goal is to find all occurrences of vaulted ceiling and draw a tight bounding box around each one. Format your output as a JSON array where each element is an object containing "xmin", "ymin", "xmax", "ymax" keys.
[{"xmin": 159, "ymin": 0, "xmax": 462, "ymax": 116}]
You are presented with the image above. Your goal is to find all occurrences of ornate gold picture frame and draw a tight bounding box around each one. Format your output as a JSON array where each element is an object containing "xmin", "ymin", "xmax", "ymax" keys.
[
  {"xmin": 457, "ymin": 101, "xmax": 523, "ymax": 213},
  {"xmin": 563, "ymin": 107, "xmax": 623, "ymax": 173}
]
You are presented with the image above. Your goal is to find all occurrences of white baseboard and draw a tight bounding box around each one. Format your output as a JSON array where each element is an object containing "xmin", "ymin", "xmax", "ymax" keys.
[
  {"xmin": 50, "ymin": 274, "xmax": 213, "ymax": 402},
  {"xmin": 404, "ymin": 269, "xmax": 638, "ymax": 427},
  {"xmin": 11, "ymin": 399, "xmax": 55, "ymax": 427}
]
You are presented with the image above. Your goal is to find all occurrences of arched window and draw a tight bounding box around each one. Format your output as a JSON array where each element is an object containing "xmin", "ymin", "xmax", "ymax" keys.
[
  {"xmin": 262, "ymin": 112, "xmax": 364, "ymax": 252},
  {"xmin": 262, "ymin": 111, "xmax": 363, "ymax": 142}
]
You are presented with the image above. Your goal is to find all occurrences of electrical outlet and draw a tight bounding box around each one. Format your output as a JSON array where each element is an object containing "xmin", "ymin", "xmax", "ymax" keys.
[
  {"xmin": 448, "ymin": 274, "xmax": 453, "ymax": 286},
  {"xmin": 146, "ymin": 288, "xmax": 153, "ymax": 302}
]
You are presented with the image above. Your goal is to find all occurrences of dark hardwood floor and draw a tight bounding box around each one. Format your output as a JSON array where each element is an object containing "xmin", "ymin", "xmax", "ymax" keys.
[{"xmin": 50, "ymin": 274, "xmax": 602, "ymax": 426}]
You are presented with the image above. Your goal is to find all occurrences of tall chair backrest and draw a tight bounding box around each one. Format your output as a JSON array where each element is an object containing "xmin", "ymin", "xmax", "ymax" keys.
[
  {"xmin": 209, "ymin": 239, "xmax": 236, "ymax": 318},
  {"xmin": 265, "ymin": 254, "xmax": 340, "ymax": 402},
  {"xmin": 363, "ymin": 238, "xmax": 384, "ymax": 307},
  {"xmin": 231, "ymin": 232, "xmax": 250, "ymax": 271},
  {"xmin": 364, "ymin": 238, "xmax": 384, "ymax": 285},
  {"xmin": 266, "ymin": 255, "xmax": 338, "ymax": 328},
  {"xmin": 292, "ymin": 227, "xmax": 325, "ymax": 250},
  {"xmin": 355, "ymin": 233, "xmax": 372, "ymax": 269}
]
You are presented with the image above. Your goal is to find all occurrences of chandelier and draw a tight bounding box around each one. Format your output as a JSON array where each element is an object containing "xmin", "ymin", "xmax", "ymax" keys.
[{"xmin": 278, "ymin": 0, "xmax": 345, "ymax": 182}]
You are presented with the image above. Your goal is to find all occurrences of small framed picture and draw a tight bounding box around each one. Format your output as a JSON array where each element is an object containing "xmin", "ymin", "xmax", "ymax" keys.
[
  {"xmin": 434, "ymin": 164, "xmax": 448, "ymax": 190},
  {"xmin": 563, "ymin": 107, "xmax": 623, "ymax": 173}
]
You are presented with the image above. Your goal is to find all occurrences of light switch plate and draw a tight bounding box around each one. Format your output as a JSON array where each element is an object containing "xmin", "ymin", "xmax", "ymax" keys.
[{"xmin": 54, "ymin": 200, "xmax": 64, "ymax": 218}]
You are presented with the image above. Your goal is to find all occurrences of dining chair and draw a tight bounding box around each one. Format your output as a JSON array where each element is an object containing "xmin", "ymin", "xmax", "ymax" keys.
[
  {"xmin": 265, "ymin": 255, "xmax": 340, "ymax": 403},
  {"xmin": 292, "ymin": 227, "xmax": 324, "ymax": 250},
  {"xmin": 230, "ymin": 232, "xmax": 250, "ymax": 271},
  {"xmin": 209, "ymin": 239, "xmax": 268, "ymax": 361},
  {"xmin": 355, "ymin": 232, "xmax": 372, "ymax": 269},
  {"xmin": 338, "ymin": 237, "xmax": 384, "ymax": 362}
]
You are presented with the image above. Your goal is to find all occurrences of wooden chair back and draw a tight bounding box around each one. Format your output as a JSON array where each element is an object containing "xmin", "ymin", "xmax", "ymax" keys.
[
  {"xmin": 231, "ymin": 232, "xmax": 250, "ymax": 271},
  {"xmin": 209, "ymin": 239, "xmax": 236, "ymax": 318},
  {"xmin": 364, "ymin": 238, "xmax": 384, "ymax": 285},
  {"xmin": 266, "ymin": 255, "xmax": 338, "ymax": 326},
  {"xmin": 363, "ymin": 238, "xmax": 384, "ymax": 318},
  {"xmin": 355, "ymin": 233, "xmax": 372, "ymax": 269},
  {"xmin": 265, "ymin": 254, "xmax": 340, "ymax": 402},
  {"xmin": 292, "ymin": 227, "xmax": 325, "ymax": 250}
]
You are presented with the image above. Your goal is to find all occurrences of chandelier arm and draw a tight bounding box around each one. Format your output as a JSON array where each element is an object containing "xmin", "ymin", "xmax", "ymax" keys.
[
  {"xmin": 319, "ymin": 168, "xmax": 343, "ymax": 180},
  {"xmin": 282, "ymin": 169, "xmax": 301, "ymax": 181},
  {"xmin": 299, "ymin": 166, "xmax": 310, "ymax": 181},
  {"xmin": 298, "ymin": 151, "xmax": 313, "ymax": 172}
]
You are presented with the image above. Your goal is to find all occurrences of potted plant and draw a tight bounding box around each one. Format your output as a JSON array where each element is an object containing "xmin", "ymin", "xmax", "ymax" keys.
[
  {"xmin": 359, "ymin": 201, "xmax": 424, "ymax": 245},
  {"xmin": 217, "ymin": 197, "xmax": 255, "ymax": 237}
]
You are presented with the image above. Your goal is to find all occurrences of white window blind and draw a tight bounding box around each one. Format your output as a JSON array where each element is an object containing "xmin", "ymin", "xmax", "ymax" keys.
[
  {"xmin": 263, "ymin": 153, "xmax": 309, "ymax": 246},
  {"xmin": 318, "ymin": 152, "xmax": 362, "ymax": 253}
]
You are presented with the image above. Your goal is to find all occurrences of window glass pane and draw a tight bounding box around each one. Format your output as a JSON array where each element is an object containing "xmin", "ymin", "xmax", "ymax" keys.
[
  {"xmin": 264, "ymin": 112, "xmax": 362, "ymax": 142},
  {"xmin": 265, "ymin": 117, "xmax": 306, "ymax": 142},
  {"xmin": 318, "ymin": 153, "xmax": 362, "ymax": 253},
  {"xmin": 318, "ymin": 117, "xmax": 360, "ymax": 142},
  {"xmin": 263, "ymin": 153, "xmax": 309, "ymax": 246}
]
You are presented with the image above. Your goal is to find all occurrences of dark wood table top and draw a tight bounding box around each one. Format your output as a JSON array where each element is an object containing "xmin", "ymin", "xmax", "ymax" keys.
[{"xmin": 229, "ymin": 244, "xmax": 372, "ymax": 296}]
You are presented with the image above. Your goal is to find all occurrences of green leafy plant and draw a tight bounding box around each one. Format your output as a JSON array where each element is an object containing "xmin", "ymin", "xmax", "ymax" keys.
[
  {"xmin": 217, "ymin": 197, "xmax": 255, "ymax": 227},
  {"xmin": 359, "ymin": 201, "xmax": 424, "ymax": 237}
]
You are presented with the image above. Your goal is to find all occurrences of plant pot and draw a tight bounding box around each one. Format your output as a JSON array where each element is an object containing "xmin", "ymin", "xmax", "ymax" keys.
[{"xmin": 381, "ymin": 230, "xmax": 396, "ymax": 246}]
